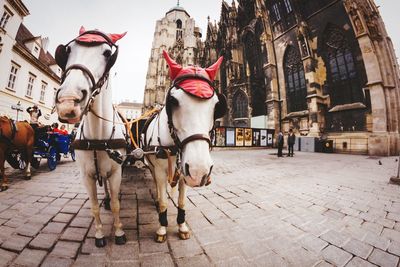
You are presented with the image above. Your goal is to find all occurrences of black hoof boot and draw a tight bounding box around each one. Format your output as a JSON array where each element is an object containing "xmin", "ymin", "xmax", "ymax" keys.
[
  {"xmin": 95, "ymin": 237, "xmax": 107, "ymax": 247},
  {"xmin": 1, "ymin": 185, "xmax": 8, "ymax": 192},
  {"xmin": 115, "ymin": 234, "xmax": 127, "ymax": 245},
  {"xmin": 104, "ymin": 198, "xmax": 111, "ymax": 211}
]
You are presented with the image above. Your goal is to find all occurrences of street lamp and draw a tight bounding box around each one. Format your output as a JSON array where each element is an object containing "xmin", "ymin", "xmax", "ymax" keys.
[{"xmin": 11, "ymin": 101, "xmax": 23, "ymax": 121}]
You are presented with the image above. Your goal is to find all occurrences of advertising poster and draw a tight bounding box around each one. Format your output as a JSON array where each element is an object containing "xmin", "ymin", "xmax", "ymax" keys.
[
  {"xmin": 215, "ymin": 127, "xmax": 226, "ymax": 147},
  {"xmin": 226, "ymin": 128, "xmax": 235, "ymax": 146},
  {"xmin": 267, "ymin": 133, "xmax": 273, "ymax": 146},
  {"xmin": 235, "ymin": 128, "xmax": 244, "ymax": 146},
  {"xmin": 244, "ymin": 128, "xmax": 252, "ymax": 146},
  {"xmin": 252, "ymin": 129, "xmax": 260, "ymax": 146},
  {"xmin": 260, "ymin": 129, "xmax": 267, "ymax": 146}
]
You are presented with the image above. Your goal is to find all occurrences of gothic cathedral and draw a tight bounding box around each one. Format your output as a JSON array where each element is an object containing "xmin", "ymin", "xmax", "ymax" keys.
[{"xmin": 144, "ymin": 1, "xmax": 400, "ymax": 156}]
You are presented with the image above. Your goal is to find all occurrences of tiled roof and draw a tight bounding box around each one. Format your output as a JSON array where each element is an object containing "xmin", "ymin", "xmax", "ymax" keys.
[{"xmin": 15, "ymin": 23, "xmax": 57, "ymax": 66}]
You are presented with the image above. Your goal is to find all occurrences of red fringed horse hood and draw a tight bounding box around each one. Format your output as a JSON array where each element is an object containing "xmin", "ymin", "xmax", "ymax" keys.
[
  {"xmin": 76, "ymin": 26, "xmax": 126, "ymax": 44},
  {"xmin": 163, "ymin": 50, "xmax": 223, "ymax": 99}
]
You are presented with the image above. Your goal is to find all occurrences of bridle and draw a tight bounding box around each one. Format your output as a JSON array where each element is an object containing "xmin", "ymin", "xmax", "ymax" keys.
[
  {"xmin": 165, "ymin": 73, "xmax": 218, "ymax": 151},
  {"xmin": 55, "ymin": 30, "xmax": 119, "ymax": 121}
]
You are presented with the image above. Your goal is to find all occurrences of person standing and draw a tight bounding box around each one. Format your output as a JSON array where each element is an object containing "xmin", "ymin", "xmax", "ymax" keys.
[
  {"xmin": 26, "ymin": 104, "xmax": 42, "ymax": 127},
  {"xmin": 277, "ymin": 131, "xmax": 284, "ymax": 157},
  {"xmin": 287, "ymin": 129, "xmax": 296, "ymax": 157}
]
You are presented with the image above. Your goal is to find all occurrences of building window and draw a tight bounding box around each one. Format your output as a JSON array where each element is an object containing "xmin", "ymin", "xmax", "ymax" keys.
[
  {"xmin": 272, "ymin": 3, "xmax": 281, "ymax": 21},
  {"xmin": 233, "ymin": 91, "xmax": 248, "ymax": 118},
  {"xmin": 267, "ymin": 0, "xmax": 296, "ymax": 35},
  {"xmin": 26, "ymin": 73, "xmax": 36, "ymax": 97},
  {"xmin": 323, "ymin": 26, "xmax": 364, "ymax": 106},
  {"xmin": 53, "ymin": 88, "xmax": 57, "ymax": 103},
  {"xmin": 0, "ymin": 8, "xmax": 12, "ymax": 29},
  {"xmin": 176, "ymin": 19, "xmax": 183, "ymax": 40},
  {"xmin": 284, "ymin": 46, "xmax": 307, "ymax": 112},
  {"xmin": 7, "ymin": 63, "xmax": 19, "ymax": 90},
  {"xmin": 40, "ymin": 81, "xmax": 47, "ymax": 102},
  {"xmin": 283, "ymin": 0, "xmax": 293, "ymax": 13}
]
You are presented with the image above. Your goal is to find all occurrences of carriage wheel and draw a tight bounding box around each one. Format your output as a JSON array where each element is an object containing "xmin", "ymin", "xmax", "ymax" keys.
[
  {"xmin": 18, "ymin": 156, "xmax": 26, "ymax": 170},
  {"xmin": 47, "ymin": 147, "xmax": 57, "ymax": 171},
  {"xmin": 70, "ymin": 149, "xmax": 76, "ymax": 162},
  {"xmin": 31, "ymin": 158, "xmax": 40, "ymax": 169}
]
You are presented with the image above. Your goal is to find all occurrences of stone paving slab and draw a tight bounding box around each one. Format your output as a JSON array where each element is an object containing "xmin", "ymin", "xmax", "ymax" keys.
[{"xmin": 0, "ymin": 150, "xmax": 399, "ymax": 266}]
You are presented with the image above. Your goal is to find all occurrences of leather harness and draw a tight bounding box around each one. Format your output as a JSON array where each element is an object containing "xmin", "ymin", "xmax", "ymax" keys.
[{"xmin": 57, "ymin": 31, "xmax": 128, "ymax": 187}]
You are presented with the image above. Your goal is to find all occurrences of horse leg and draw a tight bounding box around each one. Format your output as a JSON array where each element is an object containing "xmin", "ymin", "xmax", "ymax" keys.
[
  {"xmin": 83, "ymin": 176, "xmax": 106, "ymax": 247},
  {"xmin": 108, "ymin": 170, "xmax": 126, "ymax": 245},
  {"xmin": 103, "ymin": 179, "xmax": 111, "ymax": 211},
  {"xmin": 177, "ymin": 178, "xmax": 190, "ymax": 240},
  {"xmin": 24, "ymin": 146, "xmax": 33, "ymax": 180},
  {"xmin": 0, "ymin": 153, "xmax": 7, "ymax": 191},
  {"xmin": 154, "ymin": 165, "xmax": 168, "ymax": 243}
]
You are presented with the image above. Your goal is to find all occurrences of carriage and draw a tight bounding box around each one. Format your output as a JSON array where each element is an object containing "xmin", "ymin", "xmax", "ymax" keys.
[
  {"xmin": 32, "ymin": 133, "xmax": 75, "ymax": 171},
  {"xmin": 6, "ymin": 131, "xmax": 75, "ymax": 172}
]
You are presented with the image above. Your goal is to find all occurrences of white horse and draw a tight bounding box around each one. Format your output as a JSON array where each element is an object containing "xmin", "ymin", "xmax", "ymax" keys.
[
  {"xmin": 54, "ymin": 27, "xmax": 127, "ymax": 247},
  {"xmin": 144, "ymin": 51, "xmax": 227, "ymax": 242}
]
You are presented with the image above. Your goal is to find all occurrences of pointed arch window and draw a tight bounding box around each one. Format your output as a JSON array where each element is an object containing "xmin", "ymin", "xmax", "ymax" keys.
[
  {"xmin": 233, "ymin": 91, "xmax": 248, "ymax": 119},
  {"xmin": 176, "ymin": 19, "xmax": 183, "ymax": 40},
  {"xmin": 284, "ymin": 46, "xmax": 307, "ymax": 112},
  {"xmin": 323, "ymin": 26, "xmax": 363, "ymax": 105}
]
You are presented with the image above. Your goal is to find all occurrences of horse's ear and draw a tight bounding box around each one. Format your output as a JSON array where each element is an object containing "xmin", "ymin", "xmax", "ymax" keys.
[
  {"xmin": 109, "ymin": 32, "xmax": 127, "ymax": 43},
  {"xmin": 163, "ymin": 50, "xmax": 182, "ymax": 80},
  {"xmin": 79, "ymin": 26, "xmax": 86, "ymax": 35},
  {"xmin": 206, "ymin": 56, "xmax": 223, "ymax": 81}
]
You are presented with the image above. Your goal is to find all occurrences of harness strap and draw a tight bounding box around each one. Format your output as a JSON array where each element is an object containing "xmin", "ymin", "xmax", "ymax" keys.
[
  {"xmin": 93, "ymin": 150, "xmax": 103, "ymax": 187},
  {"xmin": 72, "ymin": 139, "xmax": 126, "ymax": 150},
  {"xmin": 177, "ymin": 134, "xmax": 211, "ymax": 149}
]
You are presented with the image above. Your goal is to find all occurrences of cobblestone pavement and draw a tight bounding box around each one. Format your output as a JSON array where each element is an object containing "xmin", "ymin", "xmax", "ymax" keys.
[{"xmin": 0, "ymin": 149, "xmax": 400, "ymax": 267}]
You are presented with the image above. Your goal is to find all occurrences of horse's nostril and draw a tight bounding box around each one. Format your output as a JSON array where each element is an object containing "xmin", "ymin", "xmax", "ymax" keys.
[
  {"xmin": 78, "ymin": 90, "xmax": 88, "ymax": 103},
  {"xmin": 185, "ymin": 163, "xmax": 191, "ymax": 177},
  {"xmin": 208, "ymin": 165, "xmax": 213, "ymax": 177}
]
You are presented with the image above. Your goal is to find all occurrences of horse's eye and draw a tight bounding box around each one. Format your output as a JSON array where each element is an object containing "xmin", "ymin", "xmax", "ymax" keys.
[{"xmin": 103, "ymin": 50, "xmax": 112, "ymax": 58}]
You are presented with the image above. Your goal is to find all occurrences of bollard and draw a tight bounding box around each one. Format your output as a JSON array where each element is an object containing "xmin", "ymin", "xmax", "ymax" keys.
[{"xmin": 389, "ymin": 154, "xmax": 400, "ymax": 185}]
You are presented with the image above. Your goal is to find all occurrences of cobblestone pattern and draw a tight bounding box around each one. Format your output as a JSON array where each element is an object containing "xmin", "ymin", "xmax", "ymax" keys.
[{"xmin": 0, "ymin": 150, "xmax": 399, "ymax": 266}]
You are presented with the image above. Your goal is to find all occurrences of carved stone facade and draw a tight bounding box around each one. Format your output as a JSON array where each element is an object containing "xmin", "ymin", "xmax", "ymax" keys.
[
  {"xmin": 143, "ymin": 5, "xmax": 203, "ymax": 109},
  {"xmin": 204, "ymin": 0, "xmax": 400, "ymax": 156}
]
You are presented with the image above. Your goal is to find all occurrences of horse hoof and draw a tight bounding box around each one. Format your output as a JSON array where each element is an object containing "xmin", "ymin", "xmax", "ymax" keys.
[
  {"xmin": 178, "ymin": 231, "xmax": 190, "ymax": 240},
  {"xmin": 155, "ymin": 233, "xmax": 167, "ymax": 243},
  {"xmin": 115, "ymin": 234, "xmax": 127, "ymax": 245},
  {"xmin": 104, "ymin": 199, "xmax": 111, "ymax": 211},
  {"xmin": 0, "ymin": 185, "xmax": 8, "ymax": 192},
  {"xmin": 95, "ymin": 237, "xmax": 107, "ymax": 247}
]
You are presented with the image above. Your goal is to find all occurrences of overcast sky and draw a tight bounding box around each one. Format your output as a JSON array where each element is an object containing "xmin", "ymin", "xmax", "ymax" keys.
[{"xmin": 23, "ymin": 0, "xmax": 399, "ymax": 104}]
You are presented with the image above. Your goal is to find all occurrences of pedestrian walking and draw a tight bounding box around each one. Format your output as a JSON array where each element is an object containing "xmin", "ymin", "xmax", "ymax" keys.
[
  {"xmin": 287, "ymin": 129, "xmax": 295, "ymax": 157},
  {"xmin": 277, "ymin": 131, "xmax": 284, "ymax": 157}
]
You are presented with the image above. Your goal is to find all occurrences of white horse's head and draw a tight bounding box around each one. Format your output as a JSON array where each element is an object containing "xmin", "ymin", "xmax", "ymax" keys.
[
  {"xmin": 163, "ymin": 51, "xmax": 227, "ymax": 187},
  {"xmin": 54, "ymin": 26, "xmax": 126, "ymax": 124}
]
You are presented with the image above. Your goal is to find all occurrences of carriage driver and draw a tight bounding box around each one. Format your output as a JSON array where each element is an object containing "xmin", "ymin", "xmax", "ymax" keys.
[{"xmin": 26, "ymin": 104, "xmax": 42, "ymax": 128}]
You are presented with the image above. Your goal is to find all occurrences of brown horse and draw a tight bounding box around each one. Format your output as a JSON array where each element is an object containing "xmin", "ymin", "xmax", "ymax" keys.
[{"xmin": 0, "ymin": 116, "xmax": 35, "ymax": 191}]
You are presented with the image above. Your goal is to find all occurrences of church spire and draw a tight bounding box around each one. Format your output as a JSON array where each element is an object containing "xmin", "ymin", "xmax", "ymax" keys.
[{"xmin": 177, "ymin": 0, "xmax": 180, "ymax": 7}]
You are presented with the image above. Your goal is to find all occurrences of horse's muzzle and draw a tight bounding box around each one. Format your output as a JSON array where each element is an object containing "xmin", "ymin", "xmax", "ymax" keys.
[{"xmin": 183, "ymin": 163, "xmax": 213, "ymax": 187}]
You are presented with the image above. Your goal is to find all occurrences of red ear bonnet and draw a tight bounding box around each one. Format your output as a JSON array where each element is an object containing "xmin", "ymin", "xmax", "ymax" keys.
[
  {"xmin": 205, "ymin": 56, "xmax": 223, "ymax": 81},
  {"xmin": 76, "ymin": 26, "xmax": 127, "ymax": 44},
  {"xmin": 79, "ymin": 26, "xmax": 86, "ymax": 35},
  {"xmin": 163, "ymin": 50, "xmax": 183, "ymax": 80},
  {"xmin": 109, "ymin": 32, "xmax": 127, "ymax": 43}
]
